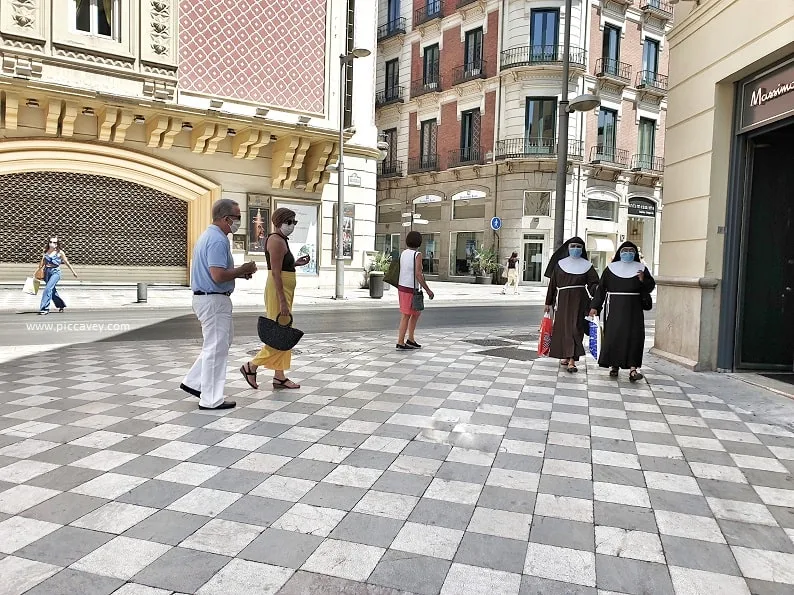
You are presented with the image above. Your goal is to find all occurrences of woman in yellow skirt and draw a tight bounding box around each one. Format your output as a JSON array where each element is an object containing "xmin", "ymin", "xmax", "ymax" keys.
[{"xmin": 240, "ymin": 208, "xmax": 309, "ymax": 390}]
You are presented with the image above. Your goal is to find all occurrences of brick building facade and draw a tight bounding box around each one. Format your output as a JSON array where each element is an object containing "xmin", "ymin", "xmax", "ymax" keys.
[{"xmin": 375, "ymin": 0, "xmax": 672, "ymax": 283}]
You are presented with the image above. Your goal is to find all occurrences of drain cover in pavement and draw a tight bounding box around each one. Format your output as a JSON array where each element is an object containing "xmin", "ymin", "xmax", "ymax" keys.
[
  {"xmin": 465, "ymin": 339, "xmax": 516, "ymax": 347},
  {"xmin": 477, "ymin": 347, "xmax": 538, "ymax": 361}
]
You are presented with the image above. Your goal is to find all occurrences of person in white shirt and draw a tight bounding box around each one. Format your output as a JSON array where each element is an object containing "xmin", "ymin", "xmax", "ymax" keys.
[{"xmin": 395, "ymin": 231, "xmax": 434, "ymax": 350}]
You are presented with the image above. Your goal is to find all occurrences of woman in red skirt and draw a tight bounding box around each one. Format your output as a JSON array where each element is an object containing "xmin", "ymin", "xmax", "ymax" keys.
[{"xmin": 396, "ymin": 231, "xmax": 435, "ymax": 349}]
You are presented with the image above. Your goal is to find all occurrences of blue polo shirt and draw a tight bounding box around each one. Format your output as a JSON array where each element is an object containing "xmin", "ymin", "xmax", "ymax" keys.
[{"xmin": 191, "ymin": 224, "xmax": 235, "ymax": 294}]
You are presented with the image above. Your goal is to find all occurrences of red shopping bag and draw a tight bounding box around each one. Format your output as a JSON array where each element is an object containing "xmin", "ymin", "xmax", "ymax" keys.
[{"xmin": 538, "ymin": 312, "xmax": 553, "ymax": 357}]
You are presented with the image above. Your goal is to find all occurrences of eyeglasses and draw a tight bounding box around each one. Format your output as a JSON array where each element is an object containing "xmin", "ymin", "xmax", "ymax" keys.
[{"xmin": 285, "ymin": 220, "xmax": 298, "ymax": 225}]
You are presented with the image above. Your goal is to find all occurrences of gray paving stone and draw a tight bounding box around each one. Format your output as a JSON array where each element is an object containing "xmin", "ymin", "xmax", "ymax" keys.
[
  {"xmin": 15, "ymin": 526, "xmax": 114, "ymax": 566},
  {"xmin": 661, "ymin": 535, "xmax": 741, "ymax": 575},
  {"xmin": 21, "ymin": 491, "xmax": 107, "ymax": 524},
  {"xmin": 217, "ymin": 495, "xmax": 292, "ymax": 526},
  {"xmin": 639, "ymin": 456, "xmax": 694, "ymax": 475},
  {"xmin": 372, "ymin": 471, "xmax": 432, "ymax": 497},
  {"xmin": 117, "ymin": 480, "xmax": 194, "ymax": 508},
  {"xmin": 529, "ymin": 516, "xmax": 595, "ymax": 552},
  {"xmin": 113, "ymin": 436, "xmax": 167, "ymax": 455},
  {"xmin": 503, "ymin": 428, "xmax": 548, "ymax": 443},
  {"xmin": 744, "ymin": 578, "xmax": 794, "ymax": 595},
  {"xmin": 132, "ymin": 546, "xmax": 229, "ymax": 592},
  {"xmin": 239, "ymin": 527, "xmax": 322, "ymax": 568},
  {"xmin": 742, "ymin": 468, "xmax": 794, "ymax": 490},
  {"xmin": 300, "ymin": 482, "xmax": 366, "ymax": 511},
  {"xmin": 200, "ymin": 468, "xmax": 267, "ymax": 493},
  {"xmin": 718, "ymin": 519, "xmax": 794, "ymax": 552},
  {"xmin": 277, "ymin": 457, "xmax": 335, "ymax": 481},
  {"xmin": 477, "ymin": 486, "xmax": 536, "ymax": 514},
  {"xmin": 594, "ymin": 502, "xmax": 659, "ymax": 533},
  {"xmin": 26, "ymin": 465, "xmax": 103, "ymax": 491},
  {"xmin": 545, "ymin": 445, "xmax": 591, "ymax": 464},
  {"xmin": 368, "ymin": 549, "xmax": 451, "ymax": 595},
  {"xmin": 768, "ymin": 505, "xmax": 794, "ymax": 529},
  {"xmin": 244, "ymin": 421, "xmax": 292, "ymax": 437},
  {"xmin": 648, "ymin": 490, "xmax": 713, "ymax": 517},
  {"xmin": 188, "ymin": 446, "xmax": 247, "ymax": 467},
  {"xmin": 454, "ymin": 531, "xmax": 528, "ymax": 574},
  {"xmin": 31, "ymin": 444, "xmax": 98, "ymax": 465},
  {"xmin": 103, "ymin": 420, "xmax": 159, "ymax": 436},
  {"xmin": 170, "ymin": 413, "xmax": 216, "ymax": 428},
  {"xmin": 123, "ymin": 509, "xmax": 209, "ymax": 545},
  {"xmin": 343, "ymin": 449, "xmax": 399, "ymax": 470},
  {"xmin": 436, "ymin": 462, "xmax": 489, "ymax": 484},
  {"xmin": 319, "ymin": 431, "xmax": 370, "ymax": 448},
  {"xmin": 35, "ymin": 425, "xmax": 94, "ymax": 443},
  {"xmin": 595, "ymin": 554, "xmax": 675, "ymax": 595},
  {"xmin": 257, "ymin": 437, "xmax": 311, "ymax": 457},
  {"xmin": 408, "ymin": 498, "xmax": 474, "ymax": 530},
  {"xmin": 697, "ymin": 478, "xmax": 764, "ymax": 502},
  {"xmin": 520, "ymin": 576, "xmax": 597, "ymax": 595},
  {"xmin": 631, "ymin": 431, "xmax": 678, "ymax": 446},
  {"xmin": 680, "ymin": 448, "xmax": 736, "ymax": 466},
  {"xmin": 374, "ymin": 423, "xmax": 422, "ymax": 440},
  {"xmin": 23, "ymin": 568, "xmax": 124, "ymax": 595},
  {"xmin": 179, "ymin": 428, "xmax": 232, "ymax": 446},
  {"xmin": 299, "ymin": 414, "xmax": 343, "ymax": 431},
  {"xmin": 592, "ymin": 465, "xmax": 646, "ymax": 487},
  {"xmin": 590, "ymin": 437, "xmax": 637, "ymax": 454},
  {"xmin": 493, "ymin": 453, "xmax": 544, "ymax": 473},
  {"xmin": 537, "ymin": 475, "xmax": 594, "ymax": 500},
  {"xmin": 282, "ymin": 570, "xmax": 414, "ymax": 595},
  {"xmin": 400, "ymin": 441, "xmax": 452, "ymax": 461},
  {"xmin": 329, "ymin": 511, "xmax": 404, "ymax": 548},
  {"xmin": 112, "ymin": 455, "xmax": 179, "ymax": 479}
]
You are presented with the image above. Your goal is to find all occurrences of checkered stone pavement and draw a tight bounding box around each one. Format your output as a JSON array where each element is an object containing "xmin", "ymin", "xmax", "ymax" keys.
[{"xmin": 0, "ymin": 328, "xmax": 793, "ymax": 595}]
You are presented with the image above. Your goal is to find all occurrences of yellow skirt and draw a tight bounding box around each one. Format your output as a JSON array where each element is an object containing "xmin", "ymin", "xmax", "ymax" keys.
[{"xmin": 251, "ymin": 271, "xmax": 296, "ymax": 370}]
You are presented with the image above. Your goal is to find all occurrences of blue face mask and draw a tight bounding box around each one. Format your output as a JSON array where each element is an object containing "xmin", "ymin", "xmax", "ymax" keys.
[
  {"xmin": 619, "ymin": 251, "xmax": 636, "ymax": 263},
  {"xmin": 568, "ymin": 247, "xmax": 583, "ymax": 258}
]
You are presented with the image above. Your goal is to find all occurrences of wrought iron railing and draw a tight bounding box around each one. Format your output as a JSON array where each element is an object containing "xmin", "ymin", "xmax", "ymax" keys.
[
  {"xmin": 595, "ymin": 57, "xmax": 632, "ymax": 82},
  {"xmin": 378, "ymin": 160, "xmax": 404, "ymax": 178},
  {"xmin": 452, "ymin": 59, "xmax": 487, "ymax": 85},
  {"xmin": 640, "ymin": 0, "xmax": 673, "ymax": 18},
  {"xmin": 448, "ymin": 147, "xmax": 484, "ymax": 167},
  {"xmin": 589, "ymin": 145, "xmax": 630, "ymax": 168},
  {"xmin": 376, "ymin": 86, "xmax": 405, "ymax": 107},
  {"xmin": 411, "ymin": 72, "xmax": 442, "ymax": 97},
  {"xmin": 377, "ymin": 17, "xmax": 407, "ymax": 41},
  {"xmin": 494, "ymin": 137, "xmax": 584, "ymax": 160},
  {"xmin": 636, "ymin": 70, "xmax": 669, "ymax": 92},
  {"xmin": 631, "ymin": 154, "xmax": 664, "ymax": 173},
  {"xmin": 415, "ymin": 1, "xmax": 444, "ymax": 25},
  {"xmin": 500, "ymin": 45, "xmax": 587, "ymax": 70},
  {"xmin": 408, "ymin": 154, "xmax": 440, "ymax": 174}
]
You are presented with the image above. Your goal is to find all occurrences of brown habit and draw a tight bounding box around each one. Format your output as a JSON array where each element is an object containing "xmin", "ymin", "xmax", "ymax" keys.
[{"xmin": 545, "ymin": 266, "xmax": 599, "ymax": 360}]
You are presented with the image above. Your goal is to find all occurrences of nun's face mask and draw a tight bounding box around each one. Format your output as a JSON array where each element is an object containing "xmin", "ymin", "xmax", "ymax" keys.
[
  {"xmin": 619, "ymin": 247, "xmax": 636, "ymax": 263},
  {"xmin": 568, "ymin": 243, "xmax": 583, "ymax": 259}
]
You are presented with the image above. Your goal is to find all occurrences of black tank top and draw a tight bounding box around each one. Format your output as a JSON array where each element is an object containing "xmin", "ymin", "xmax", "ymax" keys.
[{"xmin": 265, "ymin": 233, "xmax": 296, "ymax": 272}]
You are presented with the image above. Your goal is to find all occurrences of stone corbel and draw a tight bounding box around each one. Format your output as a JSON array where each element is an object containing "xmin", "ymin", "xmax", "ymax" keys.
[
  {"xmin": 60, "ymin": 102, "xmax": 79, "ymax": 137},
  {"xmin": 96, "ymin": 106, "xmax": 117, "ymax": 141},
  {"xmin": 303, "ymin": 141, "xmax": 335, "ymax": 193},
  {"xmin": 230, "ymin": 128, "xmax": 259, "ymax": 158},
  {"xmin": 203, "ymin": 125, "xmax": 227, "ymax": 155},
  {"xmin": 45, "ymin": 99, "xmax": 61, "ymax": 135},
  {"xmin": 3, "ymin": 93, "xmax": 19, "ymax": 129},
  {"xmin": 159, "ymin": 117, "xmax": 182, "ymax": 149},
  {"xmin": 190, "ymin": 122, "xmax": 214, "ymax": 153},
  {"xmin": 271, "ymin": 136, "xmax": 302, "ymax": 188},
  {"xmin": 145, "ymin": 115, "xmax": 169, "ymax": 147},
  {"xmin": 281, "ymin": 137, "xmax": 312, "ymax": 190},
  {"xmin": 312, "ymin": 144, "xmax": 339, "ymax": 193},
  {"xmin": 244, "ymin": 130, "xmax": 271, "ymax": 160},
  {"xmin": 111, "ymin": 110, "xmax": 134, "ymax": 143}
]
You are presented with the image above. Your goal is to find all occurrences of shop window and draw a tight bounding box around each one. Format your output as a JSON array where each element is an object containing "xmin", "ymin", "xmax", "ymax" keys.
[
  {"xmin": 375, "ymin": 233, "xmax": 401, "ymax": 255},
  {"xmin": 450, "ymin": 231, "xmax": 483, "ymax": 275},
  {"xmin": 452, "ymin": 197, "xmax": 486, "ymax": 220},
  {"xmin": 523, "ymin": 191, "xmax": 551, "ymax": 217},
  {"xmin": 421, "ymin": 233, "xmax": 439, "ymax": 274},
  {"xmin": 377, "ymin": 204, "xmax": 402, "ymax": 224},
  {"xmin": 587, "ymin": 198, "xmax": 617, "ymax": 221},
  {"xmin": 74, "ymin": 0, "xmax": 120, "ymax": 40},
  {"xmin": 415, "ymin": 203, "xmax": 441, "ymax": 221}
]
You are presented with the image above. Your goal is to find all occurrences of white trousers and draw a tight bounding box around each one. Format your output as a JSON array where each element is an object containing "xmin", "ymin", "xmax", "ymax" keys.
[
  {"xmin": 183, "ymin": 295, "xmax": 233, "ymax": 408},
  {"xmin": 504, "ymin": 269, "xmax": 519, "ymax": 293}
]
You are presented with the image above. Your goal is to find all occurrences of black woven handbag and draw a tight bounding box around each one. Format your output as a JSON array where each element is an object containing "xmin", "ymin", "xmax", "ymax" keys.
[{"xmin": 257, "ymin": 314, "xmax": 304, "ymax": 351}]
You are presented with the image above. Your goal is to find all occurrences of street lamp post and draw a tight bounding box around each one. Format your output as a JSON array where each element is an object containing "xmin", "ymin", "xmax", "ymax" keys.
[
  {"xmin": 553, "ymin": 0, "xmax": 600, "ymax": 250},
  {"xmin": 334, "ymin": 48, "xmax": 370, "ymax": 300}
]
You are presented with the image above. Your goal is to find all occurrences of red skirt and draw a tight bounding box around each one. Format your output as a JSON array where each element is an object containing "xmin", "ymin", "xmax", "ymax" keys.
[{"xmin": 398, "ymin": 286, "xmax": 421, "ymax": 316}]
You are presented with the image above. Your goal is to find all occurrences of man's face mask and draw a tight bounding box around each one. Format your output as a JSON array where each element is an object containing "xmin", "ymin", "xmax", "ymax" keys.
[{"xmin": 227, "ymin": 217, "xmax": 241, "ymax": 234}]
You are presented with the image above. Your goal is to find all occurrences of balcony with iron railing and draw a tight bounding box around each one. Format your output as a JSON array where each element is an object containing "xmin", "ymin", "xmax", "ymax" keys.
[
  {"xmin": 378, "ymin": 160, "xmax": 404, "ymax": 178},
  {"xmin": 635, "ymin": 70, "xmax": 669, "ymax": 94},
  {"xmin": 448, "ymin": 146, "xmax": 484, "ymax": 167},
  {"xmin": 640, "ymin": 0, "xmax": 674, "ymax": 19},
  {"xmin": 631, "ymin": 154, "xmax": 664, "ymax": 174},
  {"xmin": 594, "ymin": 57, "xmax": 632, "ymax": 84},
  {"xmin": 456, "ymin": 0, "xmax": 479, "ymax": 8},
  {"xmin": 376, "ymin": 86, "xmax": 405, "ymax": 107},
  {"xmin": 408, "ymin": 154, "xmax": 440, "ymax": 174},
  {"xmin": 377, "ymin": 17, "xmax": 407, "ymax": 42},
  {"xmin": 500, "ymin": 45, "xmax": 587, "ymax": 71},
  {"xmin": 415, "ymin": 1, "xmax": 444, "ymax": 26},
  {"xmin": 589, "ymin": 145, "xmax": 630, "ymax": 168},
  {"xmin": 411, "ymin": 72, "xmax": 442, "ymax": 98},
  {"xmin": 494, "ymin": 137, "xmax": 584, "ymax": 161},
  {"xmin": 452, "ymin": 59, "xmax": 487, "ymax": 86}
]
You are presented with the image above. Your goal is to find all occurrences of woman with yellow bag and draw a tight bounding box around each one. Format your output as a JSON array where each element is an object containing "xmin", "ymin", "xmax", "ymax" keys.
[{"xmin": 240, "ymin": 208, "xmax": 309, "ymax": 390}]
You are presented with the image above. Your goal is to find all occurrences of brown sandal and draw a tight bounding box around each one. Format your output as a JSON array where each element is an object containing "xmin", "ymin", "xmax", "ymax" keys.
[
  {"xmin": 273, "ymin": 377, "xmax": 300, "ymax": 389},
  {"xmin": 240, "ymin": 363, "xmax": 258, "ymax": 389}
]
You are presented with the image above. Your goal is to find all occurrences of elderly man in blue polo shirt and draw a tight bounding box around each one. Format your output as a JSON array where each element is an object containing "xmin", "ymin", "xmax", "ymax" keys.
[{"xmin": 181, "ymin": 198, "xmax": 257, "ymax": 410}]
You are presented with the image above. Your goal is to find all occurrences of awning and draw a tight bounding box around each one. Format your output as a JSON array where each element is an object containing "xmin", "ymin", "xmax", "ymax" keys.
[{"xmin": 588, "ymin": 237, "xmax": 615, "ymax": 253}]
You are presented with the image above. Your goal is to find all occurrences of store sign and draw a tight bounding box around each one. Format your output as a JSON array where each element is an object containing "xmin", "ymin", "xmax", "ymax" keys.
[
  {"xmin": 628, "ymin": 198, "xmax": 656, "ymax": 217},
  {"xmin": 413, "ymin": 194, "xmax": 443, "ymax": 204},
  {"xmin": 740, "ymin": 58, "xmax": 794, "ymax": 132},
  {"xmin": 451, "ymin": 189, "xmax": 486, "ymax": 201}
]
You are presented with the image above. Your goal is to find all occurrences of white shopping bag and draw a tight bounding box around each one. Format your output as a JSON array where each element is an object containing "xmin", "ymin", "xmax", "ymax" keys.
[
  {"xmin": 587, "ymin": 316, "xmax": 602, "ymax": 360},
  {"xmin": 22, "ymin": 277, "xmax": 41, "ymax": 295}
]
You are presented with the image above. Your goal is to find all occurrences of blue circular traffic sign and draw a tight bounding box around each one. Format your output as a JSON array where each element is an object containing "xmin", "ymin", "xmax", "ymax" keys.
[{"xmin": 490, "ymin": 217, "xmax": 502, "ymax": 231}]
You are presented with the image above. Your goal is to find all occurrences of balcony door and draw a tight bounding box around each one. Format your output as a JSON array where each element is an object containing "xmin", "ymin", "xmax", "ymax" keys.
[
  {"xmin": 525, "ymin": 98, "xmax": 556, "ymax": 154},
  {"xmin": 637, "ymin": 118, "xmax": 655, "ymax": 169},
  {"xmin": 423, "ymin": 44, "xmax": 440, "ymax": 88},
  {"xmin": 465, "ymin": 28, "xmax": 483, "ymax": 74},
  {"xmin": 384, "ymin": 128, "xmax": 398, "ymax": 171},
  {"xmin": 388, "ymin": 0, "xmax": 400, "ymax": 24},
  {"xmin": 385, "ymin": 59, "xmax": 399, "ymax": 101},
  {"xmin": 460, "ymin": 109, "xmax": 481, "ymax": 163},
  {"xmin": 597, "ymin": 108, "xmax": 617, "ymax": 161},
  {"xmin": 530, "ymin": 9, "xmax": 559, "ymax": 62},
  {"xmin": 642, "ymin": 38, "xmax": 660, "ymax": 84},
  {"xmin": 420, "ymin": 119, "xmax": 438, "ymax": 169},
  {"xmin": 602, "ymin": 25, "xmax": 621, "ymax": 75}
]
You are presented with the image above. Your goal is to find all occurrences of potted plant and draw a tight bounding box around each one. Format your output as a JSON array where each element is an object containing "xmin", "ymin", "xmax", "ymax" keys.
[
  {"xmin": 473, "ymin": 245, "xmax": 499, "ymax": 285},
  {"xmin": 362, "ymin": 251, "xmax": 392, "ymax": 290}
]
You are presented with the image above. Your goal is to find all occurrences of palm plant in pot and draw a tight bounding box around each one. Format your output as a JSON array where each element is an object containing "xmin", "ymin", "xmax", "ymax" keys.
[{"xmin": 473, "ymin": 245, "xmax": 499, "ymax": 284}]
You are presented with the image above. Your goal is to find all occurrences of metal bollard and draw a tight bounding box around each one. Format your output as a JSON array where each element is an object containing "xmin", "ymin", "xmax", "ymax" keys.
[{"xmin": 136, "ymin": 282, "xmax": 147, "ymax": 303}]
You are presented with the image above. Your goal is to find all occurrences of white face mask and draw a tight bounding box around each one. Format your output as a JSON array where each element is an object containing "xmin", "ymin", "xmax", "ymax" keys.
[
  {"xmin": 280, "ymin": 223, "xmax": 296, "ymax": 237},
  {"xmin": 228, "ymin": 219, "xmax": 241, "ymax": 234}
]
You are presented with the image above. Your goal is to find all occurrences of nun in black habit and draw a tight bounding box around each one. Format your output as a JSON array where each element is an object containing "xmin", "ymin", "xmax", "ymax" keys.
[
  {"xmin": 544, "ymin": 237, "xmax": 599, "ymax": 373},
  {"xmin": 589, "ymin": 241, "xmax": 656, "ymax": 382}
]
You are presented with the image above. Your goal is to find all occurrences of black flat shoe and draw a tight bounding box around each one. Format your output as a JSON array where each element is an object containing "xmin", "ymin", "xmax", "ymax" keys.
[
  {"xmin": 567, "ymin": 364, "xmax": 578, "ymax": 373},
  {"xmin": 180, "ymin": 383, "xmax": 201, "ymax": 398},
  {"xmin": 199, "ymin": 400, "xmax": 236, "ymax": 410},
  {"xmin": 396, "ymin": 344, "xmax": 415, "ymax": 350},
  {"xmin": 609, "ymin": 368, "xmax": 619, "ymax": 378},
  {"xmin": 629, "ymin": 370, "xmax": 644, "ymax": 383},
  {"xmin": 406, "ymin": 340, "xmax": 422, "ymax": 349}
]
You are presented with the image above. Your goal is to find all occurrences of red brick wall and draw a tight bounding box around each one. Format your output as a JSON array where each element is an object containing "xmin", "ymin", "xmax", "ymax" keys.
[
  {"xmin": 588, "ymin": 4, "xmax": 601, "ymax": 71},
  {"xmin": 438, "ymin": 101, "xmax": 459, "ymax": 168},
  {"xmin": 411, "ymin": 42, "xmax": 421, "ymax": 89},
  {"xmin": 408, "ymin": 111, "xmax": 419, "ymax": 161},
  {"xmin": 441, "ymin": 26, "xmax": 462, "ymax": 87},
  {"xmin": 621, "ymin": 99, "xmax": 638, "ymax": 159},
  {"xmin": 482, "ymin": 91, "xmax": 496, "ymax": 154},
  {"xmin": 485, "ymin": 11, "xmax": 499, "ymax": 78}
]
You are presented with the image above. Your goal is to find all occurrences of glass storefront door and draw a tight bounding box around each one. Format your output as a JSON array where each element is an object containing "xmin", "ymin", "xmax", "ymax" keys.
[{"xmin": 523, "ymin": 234, "xmax": 545, "ymax": 282}]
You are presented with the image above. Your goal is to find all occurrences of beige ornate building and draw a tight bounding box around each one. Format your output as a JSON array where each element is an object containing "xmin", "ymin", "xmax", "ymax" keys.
[
  {"xmin": 653, "ymin": 0, "xmax": 794, "ymax": 372},
  {"xmin": 0, "ymin": 0, "xmax": 380, "ymax": 287}
]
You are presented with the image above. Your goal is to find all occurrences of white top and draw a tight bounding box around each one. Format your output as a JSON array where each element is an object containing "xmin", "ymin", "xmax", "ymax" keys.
[
  {"xmin": 399, "ymin": 249, "xmax": 420, "ymax": 288},
  {"xmin": 608, "ymin": 260, "xmax": 646, "ymax": 278},
  {"xmin": 558, "ymin": 256, "xmax": 593, "ymax": 275}
]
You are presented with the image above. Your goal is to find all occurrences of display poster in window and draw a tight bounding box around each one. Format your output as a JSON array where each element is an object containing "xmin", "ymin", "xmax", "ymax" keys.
[
  {"xmin": 275, "ymin": 201, "xmax": 319, "ymax": 275},
  {"xmin": 465, "ymin": 239, "xmax": 477, "ymax": 260},
  {"xmin": 247, "ymin": 197, "xmax": 270, "ymax": 254},
  {"xmin": 424, "ymin": 238, "xmax": 437, "ymax": 261},
  {"xmin": 333, "ymin": 203, "xmax": 355, "ymax": 260}
]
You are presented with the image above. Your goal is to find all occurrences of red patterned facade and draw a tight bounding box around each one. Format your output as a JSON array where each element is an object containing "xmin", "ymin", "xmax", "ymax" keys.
[{"xmin": 178, "ymin": 0, "xmax": 328, "ymax": 114}]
